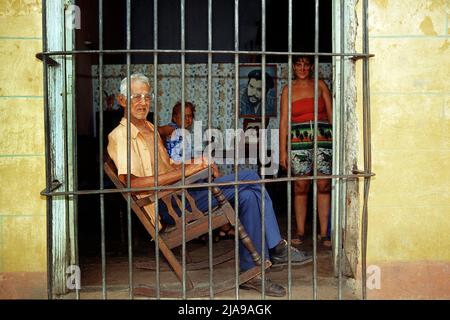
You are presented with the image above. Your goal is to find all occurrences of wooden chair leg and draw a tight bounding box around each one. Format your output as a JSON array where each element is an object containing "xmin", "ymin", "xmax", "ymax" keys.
[
  {"xmin": 156, "ymin": 237, "xmax": 194, "ymax": 290},
  {"xmin": 211, "ymin": 186, "xmax": 264, "ymax": 267}
]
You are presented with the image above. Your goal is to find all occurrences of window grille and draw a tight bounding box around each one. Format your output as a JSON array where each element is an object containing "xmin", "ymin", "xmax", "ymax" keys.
[{"xmin": 39, "ymin": 0, "xmax": 374, "ymax": 300}]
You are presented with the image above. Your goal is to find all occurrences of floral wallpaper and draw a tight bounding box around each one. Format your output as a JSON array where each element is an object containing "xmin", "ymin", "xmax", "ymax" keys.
[{"xmin": 92, "ymin": 63, "xmax": 332, "ymax": 174}]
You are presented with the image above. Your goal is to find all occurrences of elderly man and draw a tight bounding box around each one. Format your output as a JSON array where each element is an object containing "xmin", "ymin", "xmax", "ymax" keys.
[{"xmin": 107, "ymin": 72, "xmax": 311, "ymax": 297}]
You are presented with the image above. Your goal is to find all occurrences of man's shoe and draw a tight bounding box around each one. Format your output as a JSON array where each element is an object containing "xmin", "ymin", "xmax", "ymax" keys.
[
  {"xmin": 270, "ymin": 239, "xmax": 312, "ymax": 265},
  {"xmin": 240, "ymin": 275, "xmax": 286, "ymax": 297}
]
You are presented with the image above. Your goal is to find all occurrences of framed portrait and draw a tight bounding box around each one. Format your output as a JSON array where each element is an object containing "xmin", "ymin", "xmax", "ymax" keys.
[{"xmin": 239, "ymin": 64, "xmax": 277, "ymax": 118}]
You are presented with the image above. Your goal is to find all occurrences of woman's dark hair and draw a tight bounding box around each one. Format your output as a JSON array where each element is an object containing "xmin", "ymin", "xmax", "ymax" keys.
[
  {"xmin": 293, "ymin": 55, "xmax": 314, "ymax": 65},
  {"xmin": 171, "ymin": 101, "xmax": 196, "ymax": 120},
  {"xmin": 292, "ymin": 55, "xmax": 314, "ymax": 80}
]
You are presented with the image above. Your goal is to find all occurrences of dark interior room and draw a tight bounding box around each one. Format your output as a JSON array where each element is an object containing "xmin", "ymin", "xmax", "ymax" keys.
[{"xmin": 73, "ymin": 0, "xmax": 332, "ymax": 259}]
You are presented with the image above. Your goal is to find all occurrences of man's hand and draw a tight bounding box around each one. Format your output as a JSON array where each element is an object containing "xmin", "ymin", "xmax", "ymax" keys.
[
  {"xmin": 185, "ymin": 161, "xmax": 208, "ymax": 177},
  {"xmin": 211, "ymin": 163, "xmax": 221, "ymax": 178}
]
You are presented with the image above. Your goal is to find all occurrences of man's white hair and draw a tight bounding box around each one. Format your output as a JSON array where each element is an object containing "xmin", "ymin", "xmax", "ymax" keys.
[{"xmin": 119, "ymin": 72, "xmax": 151, "ymax": 96}]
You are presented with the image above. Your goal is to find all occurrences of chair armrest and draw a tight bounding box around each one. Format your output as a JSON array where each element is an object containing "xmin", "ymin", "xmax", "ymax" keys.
[{"xmin": 137, "ymin": 167, "xmax": 210, "ymax": 205}]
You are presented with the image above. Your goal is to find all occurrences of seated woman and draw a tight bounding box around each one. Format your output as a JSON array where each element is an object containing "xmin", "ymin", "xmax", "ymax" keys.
[
  {"xmin": 158, "ymin": 101, "xmax": 235, "ymax": 241},
  {"xmin": 158, "ymin": 101, "xmax": 195, "ymax": 163}
]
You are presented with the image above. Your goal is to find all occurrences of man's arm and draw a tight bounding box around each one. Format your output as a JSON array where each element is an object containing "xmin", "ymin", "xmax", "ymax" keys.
[
  {"xmin": 157, "ymin": 125, "xmax": 176, "ymax": 140},
  {"xmin": 319, "ymin": 80, "xmax": 333, "ymax": 125},
  {"xmin": 118, "ymin": 162, "xmax": 208, "ymax": 189},
  {"xmin": 279, "ymin": 85, "xmax": 289, "ymax": 170}
]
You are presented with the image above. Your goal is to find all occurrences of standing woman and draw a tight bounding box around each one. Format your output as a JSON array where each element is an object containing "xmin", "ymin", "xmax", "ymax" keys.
[{"xmin": 279, "ymin": 56, "xmax": 333, "ymax": 248}]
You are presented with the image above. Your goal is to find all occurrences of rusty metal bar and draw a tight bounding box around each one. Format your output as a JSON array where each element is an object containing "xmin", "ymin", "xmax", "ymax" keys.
[
  {"xmin": 180, "ymin": 0, "xmax": 187, "ymax": 300},
  {"xmin": 260, "ymin": 0, "xmax": 267, "ymax": 300},
  {"xmin": 70, "ymin": 24, "xmax": 80, "ymax": 302},
  {"xmin": 361, "ymin": 0, "xmax": 372, "ymax": 300},
  {"xmin": 338, "ymin": 0, "xmax": 345, "ymax": 300},
  {"xmin": 38, "ymin": 49, "xmax": 374, "ymax": 58},
  {"xmin": 153, "ymin": 0, "xmax": 161, "ymax": 300},
  {"xmin": 287, "ymin": 0, "xmax": 293, "ymax": 300},
  {"xmin": 61, "ymin": 2, "xmax": 74, "ymax": 299},
  {"xmin": 98, "ymin": 0, "xmax": 107, "ymax": 300},
  {"xmin": 61, "ymin": 5, "xmax": 70, "ymax": 298},
  {"xmin": 42, "ymin": 0, "xmax": 53, "ymax": 300},
  {"xmin": 312, "ymin": 0, "xmax": 320, "ymax": 300},
  {"xmin": 233, "ymin": 0, "xmax": 240, "ymax": 300},
  {"xmin": 125, "ymin": 0, "xmax": 133, "ymax": 300},
  {"xmin": 42, "ymin": 172, "xmax": 375, "ymax": 197},
  {"xmin": 207, "ymin": 0, "xmax": 214, "ymax": 300}
]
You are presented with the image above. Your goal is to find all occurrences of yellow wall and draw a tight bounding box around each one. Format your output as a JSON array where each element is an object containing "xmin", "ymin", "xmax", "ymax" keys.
[
  {"xmin": 0, "ymin": 0, "xmax": 46, "ymax": 273},
  {"xmin": 356, "ymin": 0, "xmax": 449, "ymax": 263}
]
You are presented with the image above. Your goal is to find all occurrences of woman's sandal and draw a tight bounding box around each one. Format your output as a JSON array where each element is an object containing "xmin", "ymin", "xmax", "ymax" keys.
[
  {"xmin": 291, "ymin": 234, "xmax": 306, "ymax": 245},
  {"xmin": 218, "ymin": 224, "xmax": 235, "ymax": 240},
  {"xmin": 197, "ymin": 232, "xmax": 220, "ymax": 244},
  {"xmin": 195, "ymin": 224, "xmax": 235, "ymax": 244},
  {"xmin": 318, "ymin": 235, "xmax": 332, "ymax": 249}
]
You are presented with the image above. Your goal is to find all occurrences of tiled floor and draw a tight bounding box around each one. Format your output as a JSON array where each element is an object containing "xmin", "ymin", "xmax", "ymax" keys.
[
  {"xmin": 64, "ymin": 238, "xmax": 358, "ymax": 300},
  {"xmin": 69, "ymin": 182, "xmax": 358, "ymax": 300}
]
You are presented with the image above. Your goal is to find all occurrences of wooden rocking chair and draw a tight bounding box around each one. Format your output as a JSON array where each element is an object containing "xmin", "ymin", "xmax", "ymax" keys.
[{"xmin": 104, "ymin": 155, "xmax": 271, "ymax": 297}]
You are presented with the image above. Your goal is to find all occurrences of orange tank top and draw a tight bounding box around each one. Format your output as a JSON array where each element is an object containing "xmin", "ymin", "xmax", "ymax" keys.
[{"xmin": 291, "ymin": 96, "xmax": 328, "ymax": 123}]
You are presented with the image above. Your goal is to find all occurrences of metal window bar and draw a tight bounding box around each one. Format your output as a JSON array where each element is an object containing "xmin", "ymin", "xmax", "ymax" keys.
[
  {"xmin": 42, "ymin": 0, "xmax": 51, "ymax": 300},
  {"xmin": 233, "ymin": 0, "xmax": 240, "ymax": 300},
  {"xmin": 98, "ymin": 0, "xmax": 107, "ymax": 300},
  {"xmin": 70, "ymin": 27, "xmax": 80, "ymax": 302},
  {"xmin": 180, "ymin": 0, "xmax": 187, "ymax": 300},
  {"xmin": 153, "ymin": 0, "xmax": 161, "ymax": 300},
  {"xmin": 338, "ymin": 0, "xmax": 346, "ymax": 301},
  {"xmin": 312, "ymin": 0, "xmax": 320, "ymax": 300},
  {"xmin": 62, "ymin": 4, "xmax": 70, "ymax": 299},
  {"xmin": 61, "ymin": 2, "xmax": 71, "ymax": 299},
  {"xmin": 126, "ymin": 0, "xmax": 133, "ymax": 299},
  {"xmin": 40, "ymin": 48, "xmax": 373, "ymax": 58},
  {"xmin": 260, "ymin": 0, "xmax": 267, "ymax": 300},
  {"xmin": 42, "ymin": 174, "xmax": 374, "ymax": 196},
  {"xmin": 207, "ymin": 0, "xmax": 214, "ymax": 300},
  {"xmin": 287, "ymin": 0, "xmax": 293, "ymax": 300},
  {"xmin": 361, "ymin": 0, "xmax": 372, "ymax": 300},
  {"xmin": 40, "ymin": 0, "xmax": 375, "ymax": 300}
]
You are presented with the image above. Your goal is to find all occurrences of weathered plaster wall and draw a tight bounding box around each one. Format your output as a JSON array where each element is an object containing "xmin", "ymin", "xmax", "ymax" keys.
[
  {"xmin": 339, "ymin": 0, "xmax": 361, "ymax": 279},
  {"xmin": 0, "ymin": 0, "xmax": 47, "ymax": 298},
  {"xmin": 355, "ymin": 0, "xmax": 450, "ymax": 299}
]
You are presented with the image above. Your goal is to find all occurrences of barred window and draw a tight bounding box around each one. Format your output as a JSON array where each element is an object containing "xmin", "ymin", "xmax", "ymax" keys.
[{"xmin": 40, "ymin": 0, "xmax": 373, "ymax": 300}]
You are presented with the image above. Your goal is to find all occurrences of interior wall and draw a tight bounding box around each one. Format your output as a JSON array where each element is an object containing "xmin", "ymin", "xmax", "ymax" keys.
[{"xmin": 75, "ymin": 0, "xmax": 332, "ymax": 136}]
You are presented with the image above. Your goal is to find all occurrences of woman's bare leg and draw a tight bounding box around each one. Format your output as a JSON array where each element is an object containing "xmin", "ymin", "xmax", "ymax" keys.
[
  {"xmin": 294, "ymin": 179, "xmax": 310, "ymax": 236},
  {"xmin": 317, "ymin": 178, "xmax": 331, "ymax": 245}
]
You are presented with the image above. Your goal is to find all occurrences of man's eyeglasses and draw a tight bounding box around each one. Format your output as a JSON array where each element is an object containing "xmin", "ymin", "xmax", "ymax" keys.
[{"xmin": 130, "ymin": 92, "xmax": 155, "ymax": 103}]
